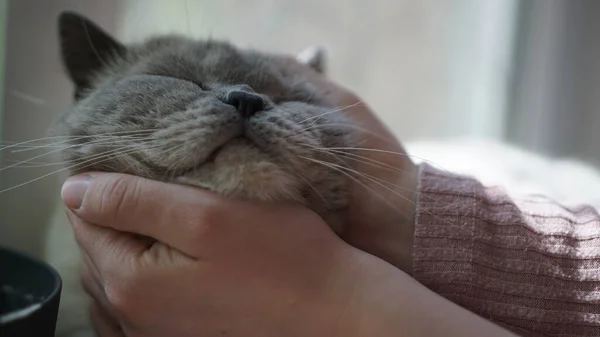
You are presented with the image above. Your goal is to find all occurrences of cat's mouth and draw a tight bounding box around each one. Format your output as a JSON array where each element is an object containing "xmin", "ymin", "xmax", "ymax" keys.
[
  {"xmin": 179, "ymin": 124, "xmax": 272, "ymax": 176},
  {"xmin": 201, "ymin": 132, "xmax": 267, "ymax": 165},
  {"xmin": 243, "ymin": 124, "xmax": 270, "ymax": 150},
  {"xmin": 205, "ymin": 145, "xmax": 224, "ymax": 163}
]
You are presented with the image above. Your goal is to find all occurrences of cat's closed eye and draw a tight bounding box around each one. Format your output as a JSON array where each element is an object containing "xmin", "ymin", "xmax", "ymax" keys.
[
  {"xmin": 184, "ymin": 78, "xmax": 206, "ymax": 90},
  {"xmin": 271, "ymin": 89, "xmax": 317, "ymax": 105},
  {"xmin": 146, "ymin": 72, "xmax": 206, "ymax": 91}
]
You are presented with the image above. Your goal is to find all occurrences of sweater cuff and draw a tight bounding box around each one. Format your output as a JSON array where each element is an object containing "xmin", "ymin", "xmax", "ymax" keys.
[
  {"xmin": 412, "ymin": 163, "xmax": 483, "ymax": 284},
  {"xmin": 411, "ymin": 163, "xmax": 600, "ymax": 335}
]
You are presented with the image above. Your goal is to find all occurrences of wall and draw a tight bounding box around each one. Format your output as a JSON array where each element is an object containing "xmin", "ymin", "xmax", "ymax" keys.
[
  {"xmin": 0, "ymin": 0, "xmax": 120, "ymax": 257},
  {"xmin": 0, "ymin": 0, "xmax": 7, "ymax": 145}
]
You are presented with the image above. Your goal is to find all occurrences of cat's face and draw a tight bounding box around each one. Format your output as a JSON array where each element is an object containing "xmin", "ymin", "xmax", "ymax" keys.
[{"xmin": 55, "ymin": 12, "xmax": 352, "ymax": 231}]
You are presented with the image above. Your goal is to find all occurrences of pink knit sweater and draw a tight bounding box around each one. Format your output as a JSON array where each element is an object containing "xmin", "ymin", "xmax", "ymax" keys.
[{"xmin": 413, "ymin": 164, "xmax": 600, "ymax": 337}]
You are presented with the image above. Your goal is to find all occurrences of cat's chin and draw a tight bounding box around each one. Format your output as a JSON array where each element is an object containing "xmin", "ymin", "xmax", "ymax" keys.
[
  {"xmin": 174, "ymin": 138, "xmax": 305, "ymax": 203},
  {"xmin": 173, "ymin": 137, "xmax": 348, "ymax": 235}
]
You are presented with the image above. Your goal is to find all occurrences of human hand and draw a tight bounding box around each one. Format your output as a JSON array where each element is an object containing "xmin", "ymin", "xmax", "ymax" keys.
[
  {"xmin": 62, "ymin": 173, "xmax": 515, "ymax": 337},
  {"xmin": 277, "ymin": 56, "xmax": 419, "ymax": 273},
  {"xmin": 62, "ymin": 173, "xmax": 403, "ymax": 337}
]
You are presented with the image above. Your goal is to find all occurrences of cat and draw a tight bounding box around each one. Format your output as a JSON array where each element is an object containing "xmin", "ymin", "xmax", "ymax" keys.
[
  {"xmin": 53, "ymin": 11, "xmax": 355, "ymax": 232},
  {"xmin": 49, "ymin": 11, "xmax": 356, "ymax": 336}
]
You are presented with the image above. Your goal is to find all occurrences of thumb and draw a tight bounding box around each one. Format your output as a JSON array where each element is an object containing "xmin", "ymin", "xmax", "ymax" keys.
[{"xmin": 61, "ymin": 172, "xmax": 227, "ymax": 256}]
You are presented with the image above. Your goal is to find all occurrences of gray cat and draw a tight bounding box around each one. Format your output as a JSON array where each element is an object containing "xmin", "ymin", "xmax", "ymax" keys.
[{"xmin": 54, "ymin": 11, "xmax": 355, "ymax": 234}]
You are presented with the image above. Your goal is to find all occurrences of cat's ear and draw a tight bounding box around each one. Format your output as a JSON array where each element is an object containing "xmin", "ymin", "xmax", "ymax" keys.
[
  {"xmin": 296, "ymin": 46, "xmax": 326, "ymax": 74},
  {"xmin": 58, "ymin": 11, "xmax": 126, "ymax": 98}
]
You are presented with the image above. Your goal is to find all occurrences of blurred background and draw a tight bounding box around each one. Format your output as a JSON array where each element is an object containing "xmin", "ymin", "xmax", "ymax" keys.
[{"xmin": 1, "ymin": 0, "xmax": 600, "ymax": 257}]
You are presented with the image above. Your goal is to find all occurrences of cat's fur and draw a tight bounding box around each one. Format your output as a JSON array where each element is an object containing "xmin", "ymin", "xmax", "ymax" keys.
[{"xmin": 54, "ymin": 11, "xmax": 354, "ymax": 233}]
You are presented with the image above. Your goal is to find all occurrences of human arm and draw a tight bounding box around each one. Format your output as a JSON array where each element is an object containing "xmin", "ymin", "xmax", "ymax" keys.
[
  {"xmin": 279, "ymin": 60, "xmax": 600, "ymax": 336},
  {"xmin": 411, "ymin": 163, "xmax": 600, "ymax": 336}
]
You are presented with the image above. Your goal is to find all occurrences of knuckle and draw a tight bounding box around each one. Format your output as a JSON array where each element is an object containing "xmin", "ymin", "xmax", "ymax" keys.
[
  {"xmin": 65, "ymin": 211, "xmax": 85, "ymax": 239},
  {"xmin": 104, "ymin": 276, "xmax": 141, "ymax": 319},
  {"xmin": 79, "ymin": 268, "xmax": 94, "ymax": 295},
  {"xmin": 188, "ymin": 199, "xmax": 226, "ymax": 243},
  {"xmin": 96, "ymin": 175, "xmax": 143, "ymax": 222}
]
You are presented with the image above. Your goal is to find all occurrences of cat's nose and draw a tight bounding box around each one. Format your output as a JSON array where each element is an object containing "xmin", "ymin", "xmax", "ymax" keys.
[{"xmin": 225, "ymin": 91, "xmax": 265, "ymax": 118}]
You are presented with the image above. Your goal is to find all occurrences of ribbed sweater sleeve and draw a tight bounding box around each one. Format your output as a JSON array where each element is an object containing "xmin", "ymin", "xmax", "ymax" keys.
[{"xmin": 413, "ymin": 163, "xmax": 600, "ymax": 337}]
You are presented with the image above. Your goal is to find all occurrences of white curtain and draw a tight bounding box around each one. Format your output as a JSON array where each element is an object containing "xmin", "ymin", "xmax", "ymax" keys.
[
  {"xmin": 0, "ymin": 0, "xmax": 121, "ymax": 257},
  {"xmin": 508, "ymin": 0, "xmax": 600, "ymax": 166},
  {"xmin": 120, "ymin": 0, "xmax": 519, "ymax": 142}
]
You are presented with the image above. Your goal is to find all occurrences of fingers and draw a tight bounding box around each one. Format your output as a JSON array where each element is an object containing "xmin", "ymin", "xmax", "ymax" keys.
[
  {"xmin": 80, "ymin": 255, "xmax": 114, "ymax": 316},
  {"xmin": 62, "ymin": 173, "xmax": 227, "ymax": 256},
  {"xmin": 62, "ymin": 172, "xmax": 316, "ymax": 257},
  {"xmin": 67, "ymin": 210, "xmax": 148, "ymax": 279},
  {"xmin": 89, "ymin": 301, "xmax": 126, "ymax": 337},
  {"xmin": 62, "ymin": 171, "xmax": 329, "ymax": 261},
  {"xmin": 81, "ymin": 256, "xmax": 126, "ymax": 337}
]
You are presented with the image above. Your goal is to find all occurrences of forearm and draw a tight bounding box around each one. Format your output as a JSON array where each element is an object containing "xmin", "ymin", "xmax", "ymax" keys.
[
  {"xmin": 413, "ymin": 163, "xmax": 600, "ymax": 336},
  {"xmin": 342, "ymin": 253, "xmax": 517, "ymax": 337}
]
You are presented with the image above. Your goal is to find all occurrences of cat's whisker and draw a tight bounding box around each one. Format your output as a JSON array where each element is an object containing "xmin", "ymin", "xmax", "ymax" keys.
[
  {"xmin": 157, "ymin": 143, "xmax": 190, "ymax": 182},
  {"xmin": 324, "ymin": 146, "xmax": 423, "ymax": 159},
  {"xmin": 9, "ymin": 90, "xmax": 47, "ymax": 106},
  {"xmin": 303, "ymin": 91, "xmax": 315, "ymax": 105},
  {"xmin": 287, "ymin": 117, "xmax": 458, "ymax": 177},
  {"xmin": 35, "ymin": 144, "xmax": 159, "ymax": 168},
  {"xmin": 56, "ymin": 146, "xmax": 149, "ymax": 168},
  {"xmin": 0, "ymin": 136, "xmax": 88, "ymax": 152},
  {"xmin": 10, "ymin": 136, "xmax": 154, "ymax": 153},
  {"xmin": 294, "ymin": 136, "xmax": 459, "ymax": 188},
  {"xmin": 84, "ymin": 129, "xmax": 159, "ymax": 136},
  {"xmin": 0, "ymin": 129, "xmax": 158, "ymax": 152},
  {"xmin": 331, "ymin": 150, "xmax": 402, "ymax": 172},
  {"xmin": 305, "ymin": 144, "xmax": 409, "ymax": 175},
  {"xmin": 298, "ymin": 155, "xmax": 407, "ymax": 218},
  {"xmin": 290, "ymin": 122, "xmax": 398, "ymax": 148},
  {"xmin": 0, "ymin": 137, "xmax": 157, "ymax": 173},
  {"xmin": 331, "ymin": 160, "xmax": 411, "ymax": 193},
  {"xmin": 25, "ymin": 133, "xmax": 156, "ymax": 151},
  {"xmin": 307, "ymin": 155, "xmax": 466, "ymax": 227},
  {"xmin": 315, "ymin": 147, "xmax": 409, "ymax": 177},
  {"xmin": 0, "ymin": 145, "xmax": 161, "ymax": 195},
  {"xmin": 1, "ymin": 145, "xmax": 82, "ymax": 173},
  {"xmin": 0, "ymin": 159, "xmax": 76, "ymax": 168},
  {"xmin": 0, "ymin": 145, "xmax": 67, "ymax": 150},
  {"xmin": 288, "ymin": 168, "xmax": 329, "ymax": 207},
  {"xmin": 281, "ymin": 136, "xmax": 388, "ymax": 171},
  {"xmin": 299, "ymin": 141, "xmax": 465, "ymax": 210},
  {"xmin": 323, "ymin": 146, "xmax": 457, "ymax": 173},
  {"xmin": 170, "ymin": 144, "xmax": 193, "ymax": 177},
  {"xmin": 299, "ymin": 155, "xmax": 460, "ymax": 221},
  {"xmin": 297, "ymin": 102, "xmax": 362, "ymax": 124},
  {"xmin": 302, "ymin": 146, "xmax": 419, "ymax": 195}
]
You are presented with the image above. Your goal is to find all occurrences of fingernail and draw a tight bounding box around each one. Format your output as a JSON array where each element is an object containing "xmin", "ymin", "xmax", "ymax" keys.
[{"xmin": 62, "ymin": 175, "xmax": 92, "ymax": 209}]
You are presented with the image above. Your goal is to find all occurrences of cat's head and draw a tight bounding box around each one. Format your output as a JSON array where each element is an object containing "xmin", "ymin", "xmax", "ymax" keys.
[{"xmin": 55, "ymin": 11, "xmax": 352, "ymax": 230}]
